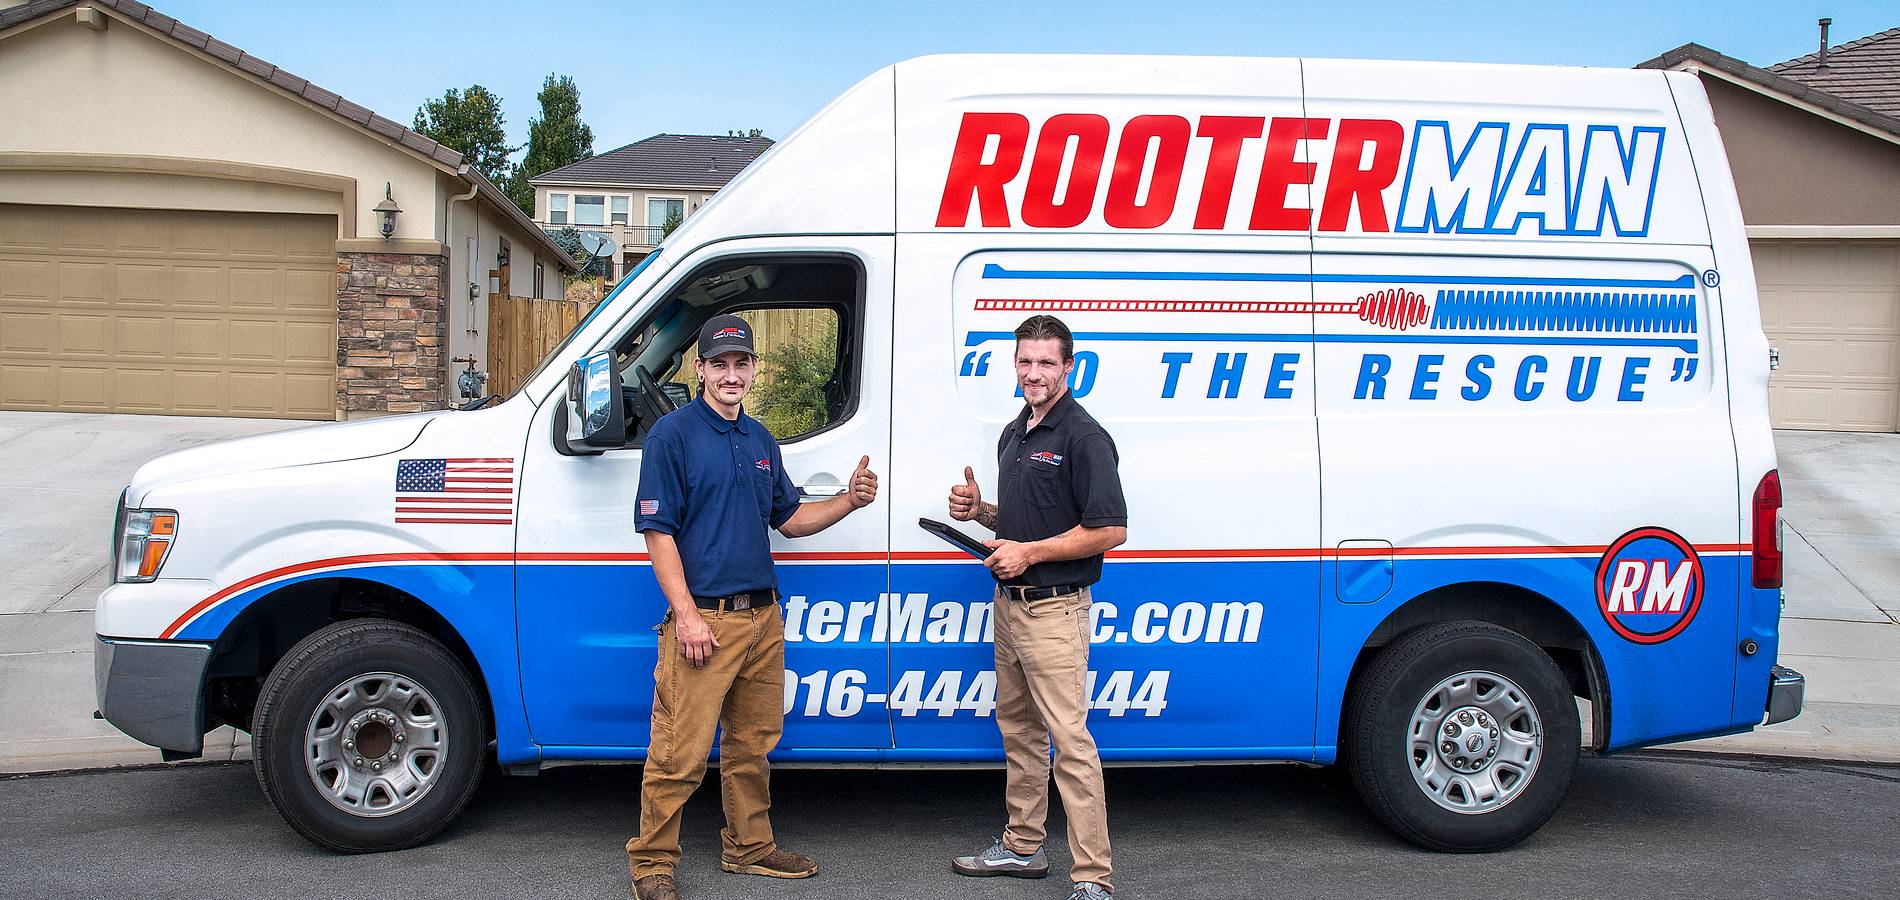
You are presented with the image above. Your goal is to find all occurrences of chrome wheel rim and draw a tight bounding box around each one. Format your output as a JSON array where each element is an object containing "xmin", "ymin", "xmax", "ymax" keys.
[
  {"xmin": 304, "ymin": 672, "xmax": 446, "ymax": 817},
  {"xmin": 1406, "ymin": 669, "xmax": 1542, "ymax": 815}
]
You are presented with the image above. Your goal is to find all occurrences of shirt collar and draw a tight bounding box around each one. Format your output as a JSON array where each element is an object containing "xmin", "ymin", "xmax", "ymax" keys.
[
  {"xmin": 692, "ymin": 394, "xmax": 750, "ymax": 434},
  {"xmin": 1015, "ymin": 388, "xmax": 1076, "ymax": 435}
]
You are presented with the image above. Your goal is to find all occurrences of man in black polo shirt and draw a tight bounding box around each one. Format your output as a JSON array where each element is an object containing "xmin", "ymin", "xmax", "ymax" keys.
[
  {"xmin": 625, "ymin": 313, "xmax": 878, "ymax": 900},
  {"xmin": 947, "ymin": 315, "xmax": 1127, "ymax": 900}
]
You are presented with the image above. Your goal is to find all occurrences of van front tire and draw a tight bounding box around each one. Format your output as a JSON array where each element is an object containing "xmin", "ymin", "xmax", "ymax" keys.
[
  {"xmin": 1345, "ymin": 621, "xmax": 1579, "ymax": 852},
  {"xmin": 252, "ymin": 619, "xmax": 486, "ymax": 852}
]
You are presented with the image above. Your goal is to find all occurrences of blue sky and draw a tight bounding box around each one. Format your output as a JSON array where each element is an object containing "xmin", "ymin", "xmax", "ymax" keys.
[{"xmin": 151, "ymin": 1, "xmax": 1893, "ymax": 158}]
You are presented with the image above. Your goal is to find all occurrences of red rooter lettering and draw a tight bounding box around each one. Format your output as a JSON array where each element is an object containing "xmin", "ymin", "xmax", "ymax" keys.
[{"xmin": 935, "ymin": 112, "xmax": 1032, "ymax": 227}]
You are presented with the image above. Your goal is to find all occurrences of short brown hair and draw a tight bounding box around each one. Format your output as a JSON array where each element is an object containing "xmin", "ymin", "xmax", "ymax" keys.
[{"xmin": 1013, "ymin": 314, "xmax": 1074, "ymax": 361}]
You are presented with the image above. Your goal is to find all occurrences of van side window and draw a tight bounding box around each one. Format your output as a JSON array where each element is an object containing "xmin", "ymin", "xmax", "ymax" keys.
[{"xmin": 616, "ymin": 256, "xmax": 862, "ymax": 446}]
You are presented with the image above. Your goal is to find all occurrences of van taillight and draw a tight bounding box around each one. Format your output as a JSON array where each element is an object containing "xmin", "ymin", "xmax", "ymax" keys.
[{"xmin": 1753, "ymin": 470, "xmax": 1783, "ymax": 589}]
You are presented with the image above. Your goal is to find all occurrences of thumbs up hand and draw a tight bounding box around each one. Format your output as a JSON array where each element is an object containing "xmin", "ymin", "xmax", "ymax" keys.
[
  {"xmin": 847, "ymin": 455, "xmax": 879, "ymax": 509},
  {"xmin": 948, "ymin": 465, "xmax": 982, "ymax": 521}
]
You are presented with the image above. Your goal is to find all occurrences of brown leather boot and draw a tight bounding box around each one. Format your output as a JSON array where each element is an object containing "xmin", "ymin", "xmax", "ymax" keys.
[
  {"xmin": 632, "ymin": 873, "xmax": 680, "ymax": 900},
  {"xmin": 720, "ymin": 846, "xmax": 819, "ymax": 879}
]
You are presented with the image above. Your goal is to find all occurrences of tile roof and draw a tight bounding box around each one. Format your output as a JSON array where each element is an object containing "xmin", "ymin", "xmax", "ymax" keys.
[
  {"xmin": 1769, "ymin": 27, "xmax": 1900, "ymax": 118},
  {"xmin": 0, "ymin": 0, "xmax": 576, "ymax": 268},
  {"xmin": 531, "ymin": 134, "xmax": 773, "ymax": 189},
  {"xmin": 1637, "ymin": 42, "xmax": 1900, "ymax": 143}
]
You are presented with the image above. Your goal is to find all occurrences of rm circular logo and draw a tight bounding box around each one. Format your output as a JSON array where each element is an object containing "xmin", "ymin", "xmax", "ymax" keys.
[{"xmin": 1595, "ymin": 527, "xmax": 1704, "ymax": 644}]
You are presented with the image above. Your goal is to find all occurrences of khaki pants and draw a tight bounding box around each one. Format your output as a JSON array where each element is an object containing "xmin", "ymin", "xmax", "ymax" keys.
[
  {"xmin": 626, "ymin": 604, "xmax": 785, "ymax": 878},
  {"xmin": 993, "ymin": 585, "xmax": 1113, "ymax": 891}
]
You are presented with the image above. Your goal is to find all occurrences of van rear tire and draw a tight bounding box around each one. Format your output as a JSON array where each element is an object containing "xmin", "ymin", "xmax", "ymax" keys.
[
  {"xmin": 252, "ymin": 619, "xmax": 486, "ymax": 852},
  {"xmin": 1344, "ymin": 621, "xmax": 1579, "ymax": 852}
]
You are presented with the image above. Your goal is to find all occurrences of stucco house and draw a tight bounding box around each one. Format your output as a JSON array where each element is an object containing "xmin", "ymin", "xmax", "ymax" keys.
[
  {"xmin": 0, "ymin": 0, "xmax": 576, "ymax": 420},
  {"xmin": 1641, "ymin": 24, "xmax": 1900, "ymax": 432},
  {"xmin": 530, "ymin": 133, "xmax": 771, "ymax": 282}
]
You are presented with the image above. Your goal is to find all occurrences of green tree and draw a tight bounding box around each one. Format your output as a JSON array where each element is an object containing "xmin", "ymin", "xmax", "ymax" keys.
[
  {"xmin": 660, "ymin": 207, "xmax": 684, "ymax": 238},
  {"xmin": 750, "ymin": 317, "xmax": 838, "ymax": 439},
  {"xmin": 506, "ymin": 74, "xmax": 595, "ymax": 216},
  {"xmin": 413, "ymin": 85, "xmax": 514, "ymax": 184}
]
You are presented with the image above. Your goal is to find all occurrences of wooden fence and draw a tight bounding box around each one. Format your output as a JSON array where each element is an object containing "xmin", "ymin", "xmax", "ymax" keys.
[
  {"xmin": 485, "ymin": 293, "xmax": 831, "ymax": 400},
  {"xmin": 487, "ymin": 293, "xmax": 589, "ymax": 397}
]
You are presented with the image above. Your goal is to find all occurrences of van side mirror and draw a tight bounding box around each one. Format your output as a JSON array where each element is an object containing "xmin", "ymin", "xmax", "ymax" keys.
[{"xmin": 561, "ymin": 352, "xmax": 627, "ymax": 453}]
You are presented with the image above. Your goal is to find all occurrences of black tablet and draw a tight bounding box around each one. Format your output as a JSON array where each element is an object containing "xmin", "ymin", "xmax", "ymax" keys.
[{"xmin": 918, "ymin": 517, "xmax": 994, "ymax": 559}]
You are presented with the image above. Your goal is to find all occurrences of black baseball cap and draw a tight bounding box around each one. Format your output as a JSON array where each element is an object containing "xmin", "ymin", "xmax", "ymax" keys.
[{"xmin": 697, "ymin": 314, "xmax": 756, "ymax": 359}]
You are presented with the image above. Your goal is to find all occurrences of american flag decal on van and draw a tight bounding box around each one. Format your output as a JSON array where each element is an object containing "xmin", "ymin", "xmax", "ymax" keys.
[{"xmin": 394, "ymin": 458, "xmax": 516, "ymax": 525}]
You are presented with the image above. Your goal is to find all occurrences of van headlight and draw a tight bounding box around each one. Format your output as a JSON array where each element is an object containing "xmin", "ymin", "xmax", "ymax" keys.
[{"xmin": 114, "ymin": 500, "xmax": 179, "ymax": 584}]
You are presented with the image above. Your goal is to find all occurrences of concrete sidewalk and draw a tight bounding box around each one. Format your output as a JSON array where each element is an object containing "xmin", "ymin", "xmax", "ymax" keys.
[
  {"xmin": 1680, "ymin": 430, "xmax": 1900, "ymax": 761},
  {"xmin": 0, "ymin": 411, "xmax": 1894, "ymax": 773},
  {"xmin": 0, "ymin": 412, "xmax": 304, "ymax": 772}
]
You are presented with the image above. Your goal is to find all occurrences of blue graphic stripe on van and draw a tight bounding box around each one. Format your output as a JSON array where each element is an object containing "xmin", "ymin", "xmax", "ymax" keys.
[
  {"xmin": 961, "ymin": 331, "xmax": 1699, "ymax": 353},
  {"xmin": 982, "ymin": 264, "xmax": 1698, "ymax": 290},
  {"xmin": 1430, "ymin": 290, "xmax": 1697, "ymax": 334}
]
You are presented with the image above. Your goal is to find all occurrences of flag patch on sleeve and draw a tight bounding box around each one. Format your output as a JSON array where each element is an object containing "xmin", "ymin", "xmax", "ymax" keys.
[{"xmin": 639, "ymin": 499, "xmax": 660, "ymax": 516}]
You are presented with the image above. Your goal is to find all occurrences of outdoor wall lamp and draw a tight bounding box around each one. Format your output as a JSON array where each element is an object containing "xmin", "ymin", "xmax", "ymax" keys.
[{"xmin": 373, "ymin": 183, "xmax": 401, "ymax": 239}]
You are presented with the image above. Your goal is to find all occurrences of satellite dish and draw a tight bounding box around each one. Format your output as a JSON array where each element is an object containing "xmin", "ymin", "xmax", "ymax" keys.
[{"xmin": 577, "ymin": 231, "xmax": 615, "ymax": 260}]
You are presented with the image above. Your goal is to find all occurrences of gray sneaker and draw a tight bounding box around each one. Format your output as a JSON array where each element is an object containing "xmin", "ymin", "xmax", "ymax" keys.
[
  {"xmin": 1067, "ymin": 882, "xmax": 1112, "ymax": 900},
  {"xmin": 950, "ymin": 838, "xmax": 1049, "ymax": 878}
]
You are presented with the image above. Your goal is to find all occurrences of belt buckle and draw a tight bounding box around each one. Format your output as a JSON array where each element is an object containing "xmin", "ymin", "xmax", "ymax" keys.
[{"xmin": 730, "ymin": 593, "xmax": 753, "ymax": 611}]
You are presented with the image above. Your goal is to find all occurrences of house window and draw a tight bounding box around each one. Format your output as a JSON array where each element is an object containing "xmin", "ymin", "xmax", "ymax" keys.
[
  {"xmin": 548, "ymin": 193, "xmax": 568, "ymax": 225},
  {"xmin": 575, "ymin": 194, "xmax": 606, "ymax": 226},
  {"xmin": 649, "ymin": 197, "xmax": 685, "ymax": 232},
  {"xmin": 535, "ymin": 262, "xmax": 545, "ymax": 299},
  {"xmin": 611, "ymin": 196, "xmax": 630, "ymax": 226}
]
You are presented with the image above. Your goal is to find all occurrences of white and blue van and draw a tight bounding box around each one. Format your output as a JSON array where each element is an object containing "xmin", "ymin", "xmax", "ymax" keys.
[{"xmin": 96, "ymin": 55, "xmax": 1802, "ymax": 853}]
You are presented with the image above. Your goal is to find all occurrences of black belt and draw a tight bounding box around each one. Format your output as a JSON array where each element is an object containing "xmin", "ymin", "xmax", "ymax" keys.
[
  {"xmin": 1001, "ymin": 584, "xmax": 1082, "ymax": 602},
  {"xmin": 692, "ymin": 590, "xmax": 778, "ymax": 611}
]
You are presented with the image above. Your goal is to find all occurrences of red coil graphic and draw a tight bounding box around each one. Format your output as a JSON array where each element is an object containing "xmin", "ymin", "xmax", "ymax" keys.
[{"xmin": 1356, "ymin": 289, "xmax": 1430, "ymax": 331}]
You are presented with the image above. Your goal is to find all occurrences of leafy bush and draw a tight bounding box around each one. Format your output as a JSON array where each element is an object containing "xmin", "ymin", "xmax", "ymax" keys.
[{"xmin": 750, "ymin": 317, "xmax": 838, "ymax": 439}]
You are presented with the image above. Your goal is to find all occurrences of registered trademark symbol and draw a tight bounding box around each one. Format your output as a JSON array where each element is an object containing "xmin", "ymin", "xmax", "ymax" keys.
[{"xmin": 1702, "ymin": 269, "xmax": 1720, "ymax": 287}]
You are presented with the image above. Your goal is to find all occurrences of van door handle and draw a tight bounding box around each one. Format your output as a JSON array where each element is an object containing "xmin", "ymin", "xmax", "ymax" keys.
[{"xmin": 797, "ymin": 478, "xmax": 847, "ymax": 499}]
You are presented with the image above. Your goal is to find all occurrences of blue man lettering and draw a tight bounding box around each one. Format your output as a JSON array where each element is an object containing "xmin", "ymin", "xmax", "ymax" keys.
[
  {"xmin": 1208, "ymin": 352, "xmax": 1246, "ymax": 399},
  {"xmin": 1264, "ymin": 352, "xmax": 1299, "ymax": 400},
  {"xmin": 1355, "ymin": 354, "xmax": 1392, "ymax": 400},
  {"xmin": 1410, "ymin": 354, "xmax": 1445, "ymax": 400},
  {"xmin": 1620, "ymin": 356, "xmax": 1650, "ymax": 401},
  {"xmin": 1462, "ymin": 354, "xmax": 1494, "ymax": 400},
  {"xmin": 1515, "ymin": 355, "xmax": 1547, "ymax": 401},
  {"xmin": 1565, "ymin": 356, "xmax": 1602, "ymax": 401},
  {"xmin": 1159, "ymin": 352, "xmax": 1192, "ymax": 398}
]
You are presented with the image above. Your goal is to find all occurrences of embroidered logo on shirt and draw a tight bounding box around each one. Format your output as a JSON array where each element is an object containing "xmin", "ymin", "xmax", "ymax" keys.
[
  {"xmin": 755, "ymin": 458, "xmax": 772, "ymax": 472},
  {"xmin": 639, "ymin": 499, "xmax": 660, "ymax": 516},
  {"xmin": 1029, "ymin": 451, "xmax": 1064, "ymax": 467}
]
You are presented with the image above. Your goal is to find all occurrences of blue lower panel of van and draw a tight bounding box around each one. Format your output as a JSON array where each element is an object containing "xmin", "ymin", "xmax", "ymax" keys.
[{"xmin": 180, "ymin": 551, "xmax": 1764, "ymax": 766}]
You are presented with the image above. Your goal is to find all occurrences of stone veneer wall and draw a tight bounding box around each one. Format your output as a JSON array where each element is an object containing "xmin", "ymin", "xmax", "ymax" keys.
[{"xmin": 335, "ymin": 252, "xmax": 447, "ymax": 415}]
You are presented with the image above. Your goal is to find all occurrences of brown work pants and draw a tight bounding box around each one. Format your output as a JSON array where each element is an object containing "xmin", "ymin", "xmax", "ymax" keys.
[
  {"xmin": 626, "ymin": 603, "xmax": 785, "ymax": 878},
  {"xmin": 993, "ymin": 585, "xmax": 1113, "ymax": 891}
]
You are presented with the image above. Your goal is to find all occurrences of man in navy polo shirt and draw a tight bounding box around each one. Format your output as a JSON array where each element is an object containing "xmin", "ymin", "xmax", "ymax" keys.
[{"xmin": 626, "ymin": 313, "xmax": 878, "ymax": 900}]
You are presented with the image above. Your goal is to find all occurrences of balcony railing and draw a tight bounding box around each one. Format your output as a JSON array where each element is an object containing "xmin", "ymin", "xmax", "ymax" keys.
[{"xmin": 534, "ymin": 222, "xmax": 670, "ymax": 249}]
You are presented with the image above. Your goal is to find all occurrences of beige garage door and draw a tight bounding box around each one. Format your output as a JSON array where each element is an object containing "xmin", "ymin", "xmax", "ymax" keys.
[
  {"xmin": 1753, "ymin": 239, "xmax": 1900, "ymax": 432},
  {"xmin": 0, "ymin": 204, "xmax": 336, "ymax": 420}
]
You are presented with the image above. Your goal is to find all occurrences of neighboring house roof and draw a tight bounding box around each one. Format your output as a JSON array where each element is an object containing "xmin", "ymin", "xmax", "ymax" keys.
[
  {"xmin": 1638, "ymin": 40, "xmax": 1900, "ymax": 144},
  {"xmin": 531, "ymin": 134, "xmax": 773, "ymax": 189},
  {"xmin": 0, "ymin": 0, "xmax": 575, "ymax": 269},
  {"xmin": 1769, "ymin": 26, "xmax": 1900, "ymax": 118}
]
